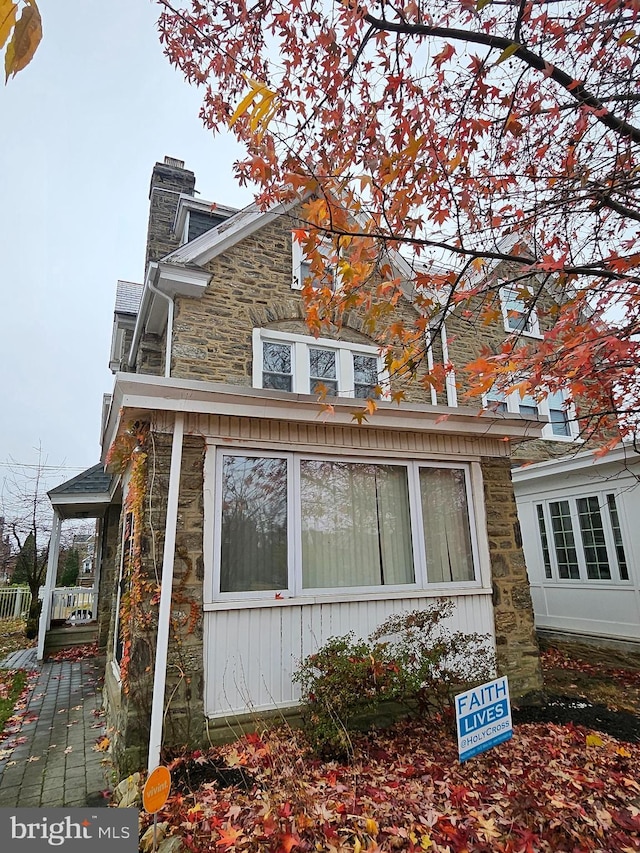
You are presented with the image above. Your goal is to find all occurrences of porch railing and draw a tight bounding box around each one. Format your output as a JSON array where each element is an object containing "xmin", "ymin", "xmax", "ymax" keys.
[
  {"xmin": 0, "ymin": 587, "xmax": 32, "ymax": 620},
  {"xmin": 50, "ymin": 587, "xmax": 96, "ymax": 623}
]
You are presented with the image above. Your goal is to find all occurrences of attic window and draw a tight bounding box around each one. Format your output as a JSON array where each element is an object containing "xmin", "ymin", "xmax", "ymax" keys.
[
  {"xmin": 499, "ymin": 286, "xmax": 541, "ymax": 337},
  {"xmin": 292, "ymin": 233, "xmax": 339, "ymax": 291}
]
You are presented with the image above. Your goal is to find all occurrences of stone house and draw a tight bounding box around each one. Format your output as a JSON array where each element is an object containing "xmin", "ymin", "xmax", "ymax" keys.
[{"xmin": 45, "ymin": 157, "xmax": 561, "ymax": 774}]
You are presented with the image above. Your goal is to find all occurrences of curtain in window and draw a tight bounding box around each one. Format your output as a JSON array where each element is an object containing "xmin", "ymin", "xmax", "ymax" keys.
[
  {"xmin": 300, "ymin": 460, "xmax": 414, "ymax": 588},
  {"xmin": 419, "ymin": 468, "xmax": 474, "ymax": 583},
  {"xmin": 219, "ymin": 455, "xmax": 288, "ymax": 592}
]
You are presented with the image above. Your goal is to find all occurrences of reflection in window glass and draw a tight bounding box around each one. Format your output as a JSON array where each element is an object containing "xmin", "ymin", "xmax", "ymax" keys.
[
  {"xmin": 502, "ymin": 286, "xmax": 535, "ymax": 333},
  {"xmin": 263, "ymin": 342, "xmax": 292, "ymax": 391},
  {"xmin": 536, "ymin": 504, "xmax": 552, "ymax": 579},
  {"xmin": 485, "ymin": 388, "xmax": 508, "ymax": 413},
  {"xmin": 353, "ymin": 354, "xmax": 379, "ymax": 398},
  {"xmin": 309, "ymin": 348, "xmax": 337, "ymax": 396},
  {"xmin": 577, "ymin": 496, "xmax": 611, "ymax": 580},
  {"xmin": 420, "ymin": 468, "xmax": 474, "ymax": 583},
  {"xmin": 300, "ymin": 460, "xmax": 414, "ymax": 588},
  {"xmin": 606, "ymin": 493, "xmax": 629, "ymax": 580},
  {"xmin": 548, "ymin": 391, "xmax": 571, "ymax": 437},
  {"xmin": 220, "ymin": 456, "xmax": 288, "ymax": 592},
  {"xmin": 549, "ymin": 501, "xmax": 580, "ymax": 579}
]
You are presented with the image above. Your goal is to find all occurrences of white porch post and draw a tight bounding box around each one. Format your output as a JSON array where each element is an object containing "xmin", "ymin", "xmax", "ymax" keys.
[
  {"xmin": 37, "ymin": 509, "xmax": 62, "ymax": 661},
  {"xmin": 148, "ymin": 414, "xmax": 184, "ymax": 772}
]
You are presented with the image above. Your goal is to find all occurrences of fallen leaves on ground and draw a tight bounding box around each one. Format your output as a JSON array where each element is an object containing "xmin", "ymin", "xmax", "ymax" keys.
[
  {"xmin": 0, "ymin": 619, "xmax": 35, "ymax": 661},
  {"xmin": 143, "ymin": 720, "xmax": 640, "ymax": 853},
  {"xmin": 0, "ymin": 668, "xmax": 39, "ymax": 750},
  {"xmin": 541, "ymin": 647, "xmax": 640, "ymax": 690},
  {"xmin": 47, "ymin": 643, "xmax": 99, "ymax": 662}
]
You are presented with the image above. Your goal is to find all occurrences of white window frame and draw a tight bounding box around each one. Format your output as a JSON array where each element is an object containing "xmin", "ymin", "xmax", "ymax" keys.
[
  {"xmin": 208, "ymin": 448, "xmax": 484, "ymax": 602},
  {"xmin": 253, "ymin": 328, "xmax": 388, "ymax": 398},
  {"xmin": 499, "ymin": 285, "xmax": 542, "ymax": 338},
  {"xmin": 292, "ymin": 232, "xmax": 340, "ymax": 291},
  {"xmin": 535, "ymin": 492, "xmax": 631, "ymax": 585},
  {"xmin": 483, "ymin": 385, "xmax": 579, "ymax": 442}
]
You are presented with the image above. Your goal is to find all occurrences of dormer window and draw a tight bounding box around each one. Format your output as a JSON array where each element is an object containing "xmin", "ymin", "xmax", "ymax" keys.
[
  {"xmin": 253, "ymin": 329, "xmax": 386, "ymax": 399},
  {"xmin": 500, "ymin": 285, "xmax": 541, "ymax": 337}
]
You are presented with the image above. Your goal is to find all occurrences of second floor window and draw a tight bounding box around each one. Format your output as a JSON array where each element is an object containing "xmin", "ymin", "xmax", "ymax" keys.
[
  {"xmin": 253, "ymin": 329, "xmax": 385, "ymax": 399},
  {"xmin": 483, "ymin": 384, "xmax": 578, "ymax": 441},
  {"xmin": 500, "ymin": 286, "xmax": 541, "ymax": 337}
]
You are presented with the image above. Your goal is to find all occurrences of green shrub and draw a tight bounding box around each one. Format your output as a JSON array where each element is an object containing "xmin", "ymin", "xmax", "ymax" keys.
[{"xmin": 294, "ymin": 601, "xmax": 495, "ymax": 758}]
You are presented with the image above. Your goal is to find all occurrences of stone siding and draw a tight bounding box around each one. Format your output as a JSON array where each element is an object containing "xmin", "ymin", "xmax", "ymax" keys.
[
  {"xmin": 170, "ymin": 215, "xmax": 434, "ymax": 404},
  {"xmin": 481, "ymin": 456, "xmax": 543, "ymax": 696},
  {"xmin": 145, "ymin": 161, "xmax": 195, "ymax": 266}
]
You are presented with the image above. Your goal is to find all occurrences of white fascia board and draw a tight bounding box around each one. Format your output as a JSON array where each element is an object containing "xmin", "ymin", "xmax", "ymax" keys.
[
  {"xmin": 512, "ymin": 443, "xmax": 637, "ymax": 484},
  {"xmin": 102, "ymin": 372, "xmax": 543, "ymax": 460},
  {"xmin": 173, "ymin": 195, "xmax": 238, "ymax": 239},
  {"xmin": 164, "ymin": 199, "xmax": 296, "ymax": 267},
  {"xmin": 156, "ymin": 262, "xmax": 211, "ymax": 298}
]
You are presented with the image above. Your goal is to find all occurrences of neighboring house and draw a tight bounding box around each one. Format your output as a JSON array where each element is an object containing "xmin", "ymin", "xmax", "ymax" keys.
[
  {"xmin": 513, "ymin": 446, "xmax": 640, "ymax": 646},
  {"xmin": 44, "ymin": 157, "xmax": 553, "ymax": 774}
]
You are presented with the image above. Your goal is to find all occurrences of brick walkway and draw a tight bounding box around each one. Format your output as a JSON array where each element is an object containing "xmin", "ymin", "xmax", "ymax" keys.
[{"xmin": 0, "ymin": 653, "xmax": 109, "ymax": 807}]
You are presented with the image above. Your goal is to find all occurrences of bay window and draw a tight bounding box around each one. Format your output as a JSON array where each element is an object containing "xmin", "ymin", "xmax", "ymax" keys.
[{"xmin": 212, "ymin": 450, "xmax": 480, "ymax": 598}]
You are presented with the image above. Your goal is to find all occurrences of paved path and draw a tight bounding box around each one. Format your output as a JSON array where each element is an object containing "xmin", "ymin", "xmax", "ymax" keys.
[{"xmin": 0, "ymin": 652, "xmax": 109, "ymax": 807}]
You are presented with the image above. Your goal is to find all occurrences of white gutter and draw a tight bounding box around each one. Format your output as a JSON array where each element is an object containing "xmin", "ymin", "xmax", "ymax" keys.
[
  {"xmin": 147, "ymin": 274, "xmax": 174, "ymax": 378},
  {"xmin": 37, "ymin": 510, "xmax": 62, "ymax": 661},
  {"xmin": 148, "ymin": 413, "xmax": 184, "ymax": 772},
  {"xmin": 441, "ymin": 321, "xmax": 458, "ymax": 407}
]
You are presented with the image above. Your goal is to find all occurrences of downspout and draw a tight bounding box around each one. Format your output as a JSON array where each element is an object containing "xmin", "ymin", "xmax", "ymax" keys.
[
  {"xmin": 128, "ymin": 263, "xmax": 174, "ymax": 378},
  {"xmin": 147, "ymin": 413, "xmax": 184, "ymax": 772},
  {"xmin": 441, "ymin": 321, "xmax": 458, "ymax": 407},
  {"xmin": 147, "ymin": 274, "xmax": 174, "ymax": 379},
  {"xmin": 37, "ymin": 509, "xmax": 62, "ymax": 661}
]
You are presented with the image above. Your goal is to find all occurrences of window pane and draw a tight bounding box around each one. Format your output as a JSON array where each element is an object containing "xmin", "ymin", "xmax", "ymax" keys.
[
  {"xmin": 548, "ymin": 391, "xmax": 571, "ymax": 436},
  {"xmin": 519, "ymin": 404, "xmax": 538, "ymax": 417},
  {"xmin": 353, "ymin": 354, "xmax": 379, "ymax": 398},
  {"xmin": 486, "ymin": 389, "xmax": 508, "ymax": 413},
  {"xmin": 263, "ymin": 342, "xmax": 292, "ymax": 391},
  {"xmin": 577, "ymin": 496, "xmax": 611, "ymax": 580},
  {"xmin": 536, "ymin": 504, "xmax": 552, "ymax": 579},
  {"xmin": 309, "ymin": 348, "xmax": 338, "ymax": 396},
  {"xmin": 549, "ymin": 501, "xmax": 580, "ymax": 579},
  {"xmin": 300, "ymin": 460, "xmax": 414, "ymax": 588},
  {"xmin": 502, "ymin": 287, "xmax": 533, "ymax": 333},
  {"xmin": 220, "ymin": 456, "xmax": 288, "ymax": 592},
  {"xmin": 607, "ymin": 493, "xmax": 629, "ymax": 580},
  {"xmin": 420, "ymin": 467, "xmax": 475, "ymax": 583}
]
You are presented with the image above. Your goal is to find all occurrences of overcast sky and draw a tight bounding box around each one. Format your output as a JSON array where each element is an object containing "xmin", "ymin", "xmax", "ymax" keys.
[{"xmin": 0, "ymin": 0, "xmax": 254, "ymax": 512}]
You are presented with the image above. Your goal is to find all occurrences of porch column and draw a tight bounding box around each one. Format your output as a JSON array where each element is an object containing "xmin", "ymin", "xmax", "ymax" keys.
[
  {"xmin": 148, "ymin": 413, "xmax": 184, "ymax": 772},
  {"xmin": 37, "ymin": 509, "xmax": 62, "ymax": 661}
]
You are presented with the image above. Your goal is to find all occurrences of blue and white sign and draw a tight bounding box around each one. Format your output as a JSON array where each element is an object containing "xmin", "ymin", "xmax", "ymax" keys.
[{"xmin": 455, "ymin": 675, "xmax": 512, "ymax": 762}]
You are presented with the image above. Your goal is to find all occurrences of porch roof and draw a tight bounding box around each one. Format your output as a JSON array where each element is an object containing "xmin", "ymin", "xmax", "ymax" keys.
[{"xmin": 48, "ymin": 463, "xmax": 117, "ymax": 520}]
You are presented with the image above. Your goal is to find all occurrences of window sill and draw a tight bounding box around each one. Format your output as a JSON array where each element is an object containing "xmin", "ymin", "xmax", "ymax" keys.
[
  {"xmin": 204, "ymin": 585, "xmax": 491, "ymax": 611},
  {"xmin": 503, "ymin": 325, "xmax": 543, "ymax": 340}
]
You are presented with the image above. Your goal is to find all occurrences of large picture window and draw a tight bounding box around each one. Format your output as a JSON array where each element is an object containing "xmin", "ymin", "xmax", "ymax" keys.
[
  {"xmin": 535, "ymin": 493, "xmax": 629, "ymax": 583},
  {"xmin": 212, "ymin": 451, "xmax": 480, "ymax": 598}
]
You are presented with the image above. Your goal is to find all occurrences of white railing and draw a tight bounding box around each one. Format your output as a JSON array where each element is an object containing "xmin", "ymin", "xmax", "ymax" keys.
[
  {"xmin": 50, "ymin": 587, "xmax": 96, "ymax": 623},
  {"xmin": 0, "ymin": 587, "xmax": 32, "ymax": 620}
]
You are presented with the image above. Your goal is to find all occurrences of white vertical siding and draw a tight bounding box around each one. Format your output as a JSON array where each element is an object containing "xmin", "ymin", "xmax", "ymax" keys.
[{"xmin": 204, "ymin": 594, "xmax": 494, "ymax": 718}]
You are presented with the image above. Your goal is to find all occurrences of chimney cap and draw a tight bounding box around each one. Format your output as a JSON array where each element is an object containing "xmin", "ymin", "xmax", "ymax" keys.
[{"xmin": 163, "ymin": 156, "xmax": 185, "ymax": 169}]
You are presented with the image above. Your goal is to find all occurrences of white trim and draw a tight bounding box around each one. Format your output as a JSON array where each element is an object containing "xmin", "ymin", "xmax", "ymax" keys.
[
  {"xmin": 441, "ymin": 322, "xmax": 458, "ymax": 407},
  {"xmin": 512, "ymin": 443, "xmax": 637, "ymax": 483},
  {"xmin": 148, "ymin": 413, "xmax": 184, "ymax": 773},
  {"xmin": 483, "ymin": 386, "xmax": 579, "ymax": 442},
  {"xmin": 37, "ymin": 510, "xmax": 62, "ymax": 661},
  {"xmin": 499, "ymin": 284, "xmax": 542, "ymax": 339},
  {"xmin": 425, "ymin": 328, "xmax": 438, "ymax": 406},
  {"xmin": 291, "ymin": 237, "xmax": 303, "ymax": 290},
  {"xmin": 103, "ymin": 372, "xmax": 544, "ymax": 462}
]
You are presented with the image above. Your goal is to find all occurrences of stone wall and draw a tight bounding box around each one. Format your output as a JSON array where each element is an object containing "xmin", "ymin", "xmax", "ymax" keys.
[
  {"xmin": 481, "ymin": 456, "xmax": 543, "ymax": 696},
  {"xmin": 145, "ymin": 160, "xmax": 195, "ymax": 267},
  {"xmin": 96, "ymin": 503, "xmax": 121, "ymax": 651},
  {"xmin": 170, "ymin": 215, "xmax": 434, "ymax": 404}
]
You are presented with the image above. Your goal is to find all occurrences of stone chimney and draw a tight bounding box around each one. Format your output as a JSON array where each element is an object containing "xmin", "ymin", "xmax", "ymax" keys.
[{"xmin": 145, "ymin": 156, "xmax": 196, "ymax": 267}]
